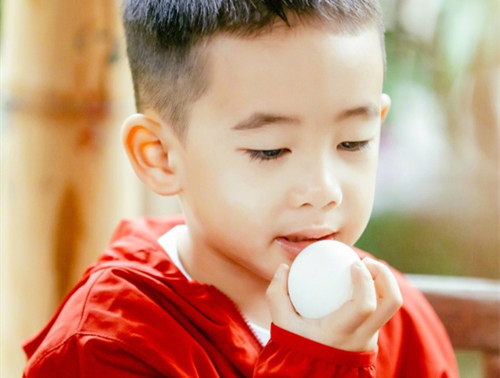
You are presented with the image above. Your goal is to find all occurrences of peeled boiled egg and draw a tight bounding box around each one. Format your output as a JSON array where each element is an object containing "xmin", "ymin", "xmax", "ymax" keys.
[{"xmin": 288, "ymin": 240, "xmax": 360, "ymax": 318}]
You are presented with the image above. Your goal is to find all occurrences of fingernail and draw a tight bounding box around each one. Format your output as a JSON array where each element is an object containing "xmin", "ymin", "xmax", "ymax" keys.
[
  {"xmin": 274, "ymin": 264, "xmax": 285, "ymax": 278},
  {"xmin": 353, "ymin": 260, "xmax": 364, "ymax": 269}
]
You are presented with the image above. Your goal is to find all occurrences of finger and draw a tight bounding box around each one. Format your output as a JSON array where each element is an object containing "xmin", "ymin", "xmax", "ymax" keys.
[
  {"xmin": 266, "ymin": 264, "xmax": 297, "ymax": 326},
  {"xmin": 362, "ymin": 258, "xmax": 403, "ymax": 333},
  {"xmin": 332, "ymin": 260, "xmax": 377, "ymax": 332}
]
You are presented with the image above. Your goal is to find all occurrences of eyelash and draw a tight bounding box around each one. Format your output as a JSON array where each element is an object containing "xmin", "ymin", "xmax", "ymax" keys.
[
  {"xmin": 338, "ymin": 141, "xmax": 371, "ymax": 152},
  {"xmin": 246, "ymin": 141, "xmax": 370, "ymax": 162},
  {"xmin": 246, "ymin": 149, "xmax": 289, "ymax": 161}
]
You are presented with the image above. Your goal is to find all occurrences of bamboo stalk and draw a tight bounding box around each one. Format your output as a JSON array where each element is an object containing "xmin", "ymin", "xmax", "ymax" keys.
[{"xmin": 1, "ymin": 0, "xmax": 137, "ymax": 376}]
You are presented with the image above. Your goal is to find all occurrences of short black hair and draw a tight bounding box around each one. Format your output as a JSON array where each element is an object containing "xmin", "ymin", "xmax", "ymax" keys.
[{"xmin": 122, "ymin": 0, "xmax": 385, "ymax": 138}]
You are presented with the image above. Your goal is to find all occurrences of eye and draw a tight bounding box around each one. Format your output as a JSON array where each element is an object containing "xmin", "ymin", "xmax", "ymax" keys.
[
  {"xmin": 338, "ymin": 141, "xmax": 370, "ymax": 152},
  {"xmin": 246, "ymin": 149, "xmax": 289, "ymax": 161}
]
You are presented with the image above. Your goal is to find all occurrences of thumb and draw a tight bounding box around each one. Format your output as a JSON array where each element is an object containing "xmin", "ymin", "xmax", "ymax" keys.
[{"xmin": 266, "ymin": 264, "xmax": 296, "ymax": 326}]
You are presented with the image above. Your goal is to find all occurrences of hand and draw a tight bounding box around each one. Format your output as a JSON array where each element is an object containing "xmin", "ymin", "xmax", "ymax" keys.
[{"xmin": 266, "ymin": 257, "xmax": 403, "ymax": 352}]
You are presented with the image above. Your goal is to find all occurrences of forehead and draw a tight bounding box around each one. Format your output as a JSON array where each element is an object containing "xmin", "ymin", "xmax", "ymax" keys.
[
  {"xmin": 185, "ymin": 24, "xmax": 384, "ymax": 133},
  {"xmin": 201, "ymin": 21, "xmax": 383, "ymax": 73}
]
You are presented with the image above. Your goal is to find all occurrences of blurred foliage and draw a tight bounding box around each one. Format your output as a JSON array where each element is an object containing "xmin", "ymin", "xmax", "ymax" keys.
[
  {"xmin": 383, "ymin": 0, "xmax": 498, "ymax": 111},
  {"xmin": 455, "ymin": 351, "xmax": 482, "ymax": 378},
  {"xmin": 357, "ymin": 212, "xmax": 499, "ymax": 279},
  {"xmin": 358, "ymin": 0, "xmax": 499, "ymax": 279}
]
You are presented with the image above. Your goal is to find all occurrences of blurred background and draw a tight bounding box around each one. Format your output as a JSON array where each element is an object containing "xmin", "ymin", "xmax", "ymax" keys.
[{"xmin": 1, "ymin": 0, "xmax": 498, "ymax": 376}]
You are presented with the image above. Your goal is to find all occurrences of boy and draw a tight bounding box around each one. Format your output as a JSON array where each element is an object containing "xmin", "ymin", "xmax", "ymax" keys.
[{"xmin": 23, "ymin": 0, "xmax": 459, "ymax": 376}]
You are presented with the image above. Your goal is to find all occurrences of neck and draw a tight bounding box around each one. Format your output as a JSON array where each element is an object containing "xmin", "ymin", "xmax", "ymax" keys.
[{"xmin": 178, "ymin": 228, "xmax": 272, "ymax": 328}]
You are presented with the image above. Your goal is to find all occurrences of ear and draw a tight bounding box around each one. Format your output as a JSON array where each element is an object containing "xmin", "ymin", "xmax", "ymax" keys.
[
  {"xmin": 121, "ymin": 113, "xmax": 183, "ymax": 196},
  {"xmin": 380, "ymin": 93, "xmax": 391, "ymax": 122}
]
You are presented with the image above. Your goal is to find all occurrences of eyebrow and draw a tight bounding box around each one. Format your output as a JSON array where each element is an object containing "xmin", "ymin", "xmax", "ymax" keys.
[
  {"xmin": 231, "ymin": 104, "xmax": 380, "ymax": 131},
  {"xmin": 335, "ymin": 104, "xmax": 380, "ymax": 122},
  {"xmin": 232, "ymin": 113, "xmax": 300, "ymax": 131}
]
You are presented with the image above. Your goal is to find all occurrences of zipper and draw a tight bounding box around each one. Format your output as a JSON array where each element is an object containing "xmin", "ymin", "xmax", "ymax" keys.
[{"xmin": 209, "ymin": 285, "xmax": 266, "ymax": 351}]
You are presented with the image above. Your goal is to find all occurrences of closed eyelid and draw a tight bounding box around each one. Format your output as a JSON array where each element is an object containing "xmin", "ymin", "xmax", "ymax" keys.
[
  {"xmin": 338, "ymin": 140, "xmax": 372, "ymax": 152},
  {"xmin": 245, "ymin": 148, "xmax": 290, "ymax": 161}
]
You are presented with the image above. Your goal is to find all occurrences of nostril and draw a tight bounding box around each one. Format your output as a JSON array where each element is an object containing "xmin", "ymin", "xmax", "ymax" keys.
[
  {"xmin": 293, "ymin": 195, "xmax": 341, "ymax": 210},
  {"xmin": 288, "ymin": 175, "xmax": 343, "ymax": 209},
  {"xmin": 298, "ymin": 201, "xmax": 313, "ymax": 208},
  {"xmin": 323, "ymin": 199, "xmax": 338, "ymax": 210}
]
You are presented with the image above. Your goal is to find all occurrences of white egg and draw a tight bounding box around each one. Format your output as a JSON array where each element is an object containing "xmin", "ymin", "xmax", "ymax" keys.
[{"xmin": 288, "ymin": 240, "xmax": 360, "ymax": 318}]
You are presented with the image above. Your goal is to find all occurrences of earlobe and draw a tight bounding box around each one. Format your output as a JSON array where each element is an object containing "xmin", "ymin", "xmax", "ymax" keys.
[
  {"xmin": 380, "ymin": 93, "xmax": 391, "ymax": 122},
  {"xmin": 121, "ymin": 114, "xmax": 182, "ymax": 196}
]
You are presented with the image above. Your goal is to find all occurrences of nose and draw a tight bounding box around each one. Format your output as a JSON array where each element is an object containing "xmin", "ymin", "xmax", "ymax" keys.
[{"xmin": 288, "ymin": 156, "xmax": 343, "ymax": 210}]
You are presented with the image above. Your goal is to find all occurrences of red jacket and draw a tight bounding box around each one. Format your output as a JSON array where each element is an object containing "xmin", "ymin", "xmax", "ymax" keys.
[{"xmin": 23, "ymin": 216, "xmax": 458, "ymax": 377}]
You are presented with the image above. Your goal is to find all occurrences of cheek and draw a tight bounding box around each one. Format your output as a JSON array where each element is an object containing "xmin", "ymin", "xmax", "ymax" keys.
[
  {"xmin": 356, "ymin": 165, "xmax": 377, "ymax": 213},
  {"xmin": 342, "ymin": 162, "xmax": 378, "ymax": 243},
  {"xmin": 217, "ymin": 173, "xmax": 273, "ymax": 218},
  {"xmin": 188, "ymin": 155, "xmax": 265, "ymax": 219}
]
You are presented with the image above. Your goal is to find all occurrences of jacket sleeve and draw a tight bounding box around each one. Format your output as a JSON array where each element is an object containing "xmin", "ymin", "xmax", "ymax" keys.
[
  {"xmin": 23, "ymin": 333, "xmax": 160, "ymax": 378},
  {"xmin": 376, "ymin": 271, "xmax": 460, "ymax": 378},
  {"xmin": 253, "ymin": 324, "xmax": 377, "ymax": 377}
]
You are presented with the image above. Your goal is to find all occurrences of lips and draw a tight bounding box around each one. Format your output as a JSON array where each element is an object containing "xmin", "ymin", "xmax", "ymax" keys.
[{"xmin": 275, "ymin": 229, "xmax": 337, "ymax": 260}]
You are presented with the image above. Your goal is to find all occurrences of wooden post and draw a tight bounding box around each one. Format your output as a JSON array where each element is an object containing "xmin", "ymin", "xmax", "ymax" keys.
[
  {"xmin": 484, "ymin": 354, "xmax": 500, "ymax": 378},
  {"xmin": 0, "ymin": 0, "xmax": 138, "ymax": 376},
  {"xmin": 408, "ymin": 275, "xmax": 500, "ymax": 378}
]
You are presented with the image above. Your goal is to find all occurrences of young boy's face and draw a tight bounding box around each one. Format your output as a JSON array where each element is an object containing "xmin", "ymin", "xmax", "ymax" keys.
[{"xmin": 164, "ymin": 24, "xmax": 389, "ymax": 283}]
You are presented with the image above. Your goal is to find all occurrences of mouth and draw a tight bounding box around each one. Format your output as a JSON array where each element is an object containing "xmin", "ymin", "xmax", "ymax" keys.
[{"xmin": 275, "ymin": 230, "xmax": 337, "ymax": 260}]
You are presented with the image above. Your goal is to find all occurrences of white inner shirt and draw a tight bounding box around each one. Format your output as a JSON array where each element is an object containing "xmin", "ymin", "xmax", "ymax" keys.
[{"xmin": 158, "ymin": 225, "xmax": 270, "ymax": 346}]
